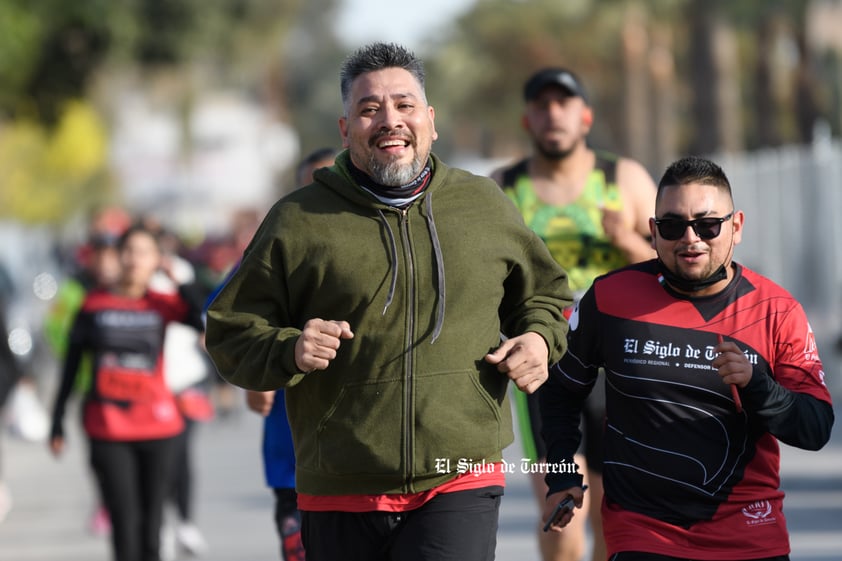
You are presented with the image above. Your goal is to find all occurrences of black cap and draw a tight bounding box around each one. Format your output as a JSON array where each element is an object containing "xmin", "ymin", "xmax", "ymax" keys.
[{"xmin": 523, "ymin": 68, "xmax": 587, "ymax": 103}]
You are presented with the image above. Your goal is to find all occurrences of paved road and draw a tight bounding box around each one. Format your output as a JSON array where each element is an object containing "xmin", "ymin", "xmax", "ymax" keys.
[{"xmin": 1, "ymin": 391, "xmax": 840, "ymax": 561}]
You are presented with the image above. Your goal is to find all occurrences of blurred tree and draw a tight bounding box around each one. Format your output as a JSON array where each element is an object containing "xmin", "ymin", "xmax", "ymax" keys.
[
  {"xmin": 278, "ymin": 0, "xmax": 345, "ymax": 161},
  {"xmin": 0, "ymin": 0, "xmax": 313, "ymax": 224},
  {"xmin": 0, "ymin": 3, "xmax": 45, "ymax": 115},
  {"xmin": 0, "ymin": 0, "xmax": 111, "ymax": 124},
  {"xmin": 752, "ymin": 14, "xmax": 783, "ymax": 147},
  {"xmin": 0, "ymin": 101, "xmax": 112, "ymax": 223},
  {"xmin": 132, "ymin": 0, "xmax": 196, "ymax": 65},
  {"xmin": 0, "ymin": 1, "xmax": 114, "ymax": 224},
  {"xmin": 793, "ymin": 30, "xmax": 822, "ymax": 144},
  {"xmin": 685, "ymin": 0, "xmax": 723, "ymax": 155}
]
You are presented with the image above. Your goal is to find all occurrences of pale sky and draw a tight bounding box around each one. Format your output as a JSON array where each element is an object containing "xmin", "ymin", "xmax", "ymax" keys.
[{"xmin": 333, "ymin": 0, "xmax": 477, "ymax": 51}]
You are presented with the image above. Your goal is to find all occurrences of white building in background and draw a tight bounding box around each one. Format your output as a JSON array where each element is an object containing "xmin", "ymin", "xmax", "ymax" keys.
[{"xmin": 110, "ymin": 91, "xmax": 299, "ymax": 238}]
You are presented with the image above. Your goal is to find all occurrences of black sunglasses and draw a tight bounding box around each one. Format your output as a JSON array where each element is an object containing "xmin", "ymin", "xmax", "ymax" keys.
[{"xmin": 653, "ymin": 212, "xmax": 734, "ymax": 241}]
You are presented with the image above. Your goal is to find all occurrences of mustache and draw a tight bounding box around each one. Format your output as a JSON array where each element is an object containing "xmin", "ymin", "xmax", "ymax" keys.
[
  {"xmin": 369, "ymin": 129, "xmax": 415, "ymax": 147},
  {"xmin": 677, "ymin": 244, "xmax": 709, "ymax": 253}
]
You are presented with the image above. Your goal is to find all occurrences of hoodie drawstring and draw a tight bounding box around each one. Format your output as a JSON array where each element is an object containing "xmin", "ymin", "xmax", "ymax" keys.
[
  {"xmin": 377, "ymin": 209, "xmax": 399, "ymax": 316},
  {"xmin": 376, "ymin": 196, "xmax": 446, "ymax": 344},
  {"xmin": 424, "ymin": 194, "xmax": 445, "ymax": 344}
]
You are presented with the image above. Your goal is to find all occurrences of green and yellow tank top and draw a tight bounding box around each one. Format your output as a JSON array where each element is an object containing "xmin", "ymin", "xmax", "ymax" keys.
[{"xmin": 501, "ymin": 152, "xmax": 626, "ymax": 295}]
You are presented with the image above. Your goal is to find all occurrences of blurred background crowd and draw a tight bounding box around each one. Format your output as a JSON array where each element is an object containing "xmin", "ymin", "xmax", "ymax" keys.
[{"xmin": 1, "ymin": 0, "xmax": 842, "ymax": 551}]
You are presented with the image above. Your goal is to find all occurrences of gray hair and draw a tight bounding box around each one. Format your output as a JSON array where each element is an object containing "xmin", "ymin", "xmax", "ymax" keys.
[{"xmin": 340, "ymin": 42, "xmax": 427, "ymax": 115}]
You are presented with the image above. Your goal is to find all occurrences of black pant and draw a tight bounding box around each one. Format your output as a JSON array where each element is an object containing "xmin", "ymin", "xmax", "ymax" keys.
[
  {"xmin": 610, "ymin": 552, "xmax": 790, "ymax": 561},
  {"xmin": 169, "ymin": 420, "xmax": 194, "ymax": 521},
  {"xmin": 301, "ymin": 485, "xmax": 503, "ymax": 561},
  {"xmin": 89, "ymin": 435, "xmax": 181, "ymax": 561}
]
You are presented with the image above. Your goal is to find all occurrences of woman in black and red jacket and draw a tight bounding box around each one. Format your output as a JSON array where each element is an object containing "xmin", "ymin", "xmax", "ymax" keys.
[{"xmin": 50, "ymin": 224, "xmax": 204, "ymax": 561}]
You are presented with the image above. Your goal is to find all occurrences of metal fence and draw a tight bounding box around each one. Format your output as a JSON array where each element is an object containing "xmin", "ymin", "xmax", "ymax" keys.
[{"xmin": 716, "ymin": 140, "xmax": 842, "ymax": 323}]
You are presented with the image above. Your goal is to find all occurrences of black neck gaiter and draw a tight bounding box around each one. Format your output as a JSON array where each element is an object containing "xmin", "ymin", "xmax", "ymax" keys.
[
  {"xmin": 657, "ymin": 260, "xmax": 729, "ymax": 293},
  {"xmin": 349, "ymin": 161, "xmax": 432, "ymax": 202}
]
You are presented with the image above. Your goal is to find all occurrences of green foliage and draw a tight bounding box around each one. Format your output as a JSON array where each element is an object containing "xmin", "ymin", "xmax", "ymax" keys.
[
  {"xmin": 0, "ymin": 0, "xmax": 303, "ymax": 121},
  {"xmin": 0, "ymin": 2, "xmax": 44, "ymax": 111},
  {"xmin": 0, "ymin": 0, "xmax": 308, "ymax": 224},
  {"xmin": 0, "ymin": 100, "xmax": 112, "ymax": 223},
  {"xmin": 0, "ymin": 0, "xmax": 112, "ymax": 122}
]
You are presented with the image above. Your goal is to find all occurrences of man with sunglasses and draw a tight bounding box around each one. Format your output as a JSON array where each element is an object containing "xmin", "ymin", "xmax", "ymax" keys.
[{"xmin": 540, "ymin": 156, "xmax": 834, "ymax": 561}]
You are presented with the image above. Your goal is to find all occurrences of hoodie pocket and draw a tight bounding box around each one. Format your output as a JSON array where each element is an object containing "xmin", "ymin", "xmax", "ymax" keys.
[
  {"xmin": 413, "ymin": 369, "xmax": 511, "ymax": 470},
  {"xmin": 315, "ymin": 379, "xmax": 403, "ymax": 475}
]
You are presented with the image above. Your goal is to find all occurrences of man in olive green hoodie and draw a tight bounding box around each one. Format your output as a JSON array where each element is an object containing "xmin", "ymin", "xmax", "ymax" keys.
[{"xmin": 205, "ymin": 42, "xmax": 573, "ymax": 561}]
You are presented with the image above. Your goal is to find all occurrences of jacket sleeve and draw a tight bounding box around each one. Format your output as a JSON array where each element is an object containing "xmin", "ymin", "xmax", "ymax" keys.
[
  {"xmin": 741, "ymin": 373, "xmax": 833, "ymax": 450},
  {"xmin": 741, "ymin": 299, "xmax": 834, "ymax": 450},
  {"xmin": 204, "ymin": 240, "xmax": 307, "ymax": 391},
  {"xmin": 50, "ymin": 310, "xmax": 88, "ymax": 439},
  {"xmin": 500, "ymin": 233, "xmax": 573, "ymax": 364},
  {"xmin": 539, "ymin": 363, "xmax": 590, "ymax": 495},
  {"xmin": 176, "ymin": 281, "xmax": 208, "ymax": 332},
  {"xmin": 540, "ymin": 290, "xmax": 600, "ymax": 495}
]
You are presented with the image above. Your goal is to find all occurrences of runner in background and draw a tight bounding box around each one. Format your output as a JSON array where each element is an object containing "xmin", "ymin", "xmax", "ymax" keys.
[
  {"xmin": 49, "ymin": 224, "xmax": 205, "ymax": 561},
  {"xmin": 491, "ymin": 67, "xmax": 656, "ymax": 561},
  {"xmin": 43, "ymin": 208, "xmax": 128, "ymax": 537}
]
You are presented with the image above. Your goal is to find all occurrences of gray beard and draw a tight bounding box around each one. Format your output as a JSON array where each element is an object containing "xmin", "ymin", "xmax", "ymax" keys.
[{"xmin": 367, "ymin": 153, "xmax": 425, "ymax": 186}]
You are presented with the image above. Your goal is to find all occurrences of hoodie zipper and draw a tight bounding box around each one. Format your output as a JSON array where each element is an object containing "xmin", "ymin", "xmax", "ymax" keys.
[{"xmin": 398, "ymin": 206, "xmax": 415, "ymax": 491}]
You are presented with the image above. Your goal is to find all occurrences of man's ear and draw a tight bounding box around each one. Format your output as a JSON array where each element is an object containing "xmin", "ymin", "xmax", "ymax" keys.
[
  {"xmin": 731, "ymin": 209, "xmax": 745, "ymax": 246},
  {"xmin": 338, "ymin": 117, "xmax": 350, "ymax": 148},
  {"xmin": 582, "ymin": 106, "xmax": 593, "ymax": 127},
  {"xmin": 648, "ymin": 217, "xmax": 657, "ymax": 248}
]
